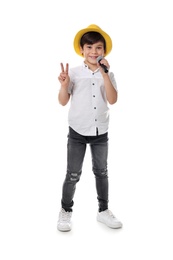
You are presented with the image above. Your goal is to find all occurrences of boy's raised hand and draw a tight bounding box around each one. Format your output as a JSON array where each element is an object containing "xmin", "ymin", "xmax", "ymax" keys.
[{"xmin": 58, "ymin": 63, "xmax": 70, "ymax": 87}]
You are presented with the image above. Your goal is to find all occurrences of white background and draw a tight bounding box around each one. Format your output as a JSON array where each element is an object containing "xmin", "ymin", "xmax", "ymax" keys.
[{"xmin": 0, "ymin": 0, "xmax": 173, "ymax": 259}]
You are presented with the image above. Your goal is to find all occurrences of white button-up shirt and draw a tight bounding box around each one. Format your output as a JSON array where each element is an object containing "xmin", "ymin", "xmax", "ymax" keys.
[{"xmin": 67, "ymin": 62, "xmax": 118, "ymax": 136}]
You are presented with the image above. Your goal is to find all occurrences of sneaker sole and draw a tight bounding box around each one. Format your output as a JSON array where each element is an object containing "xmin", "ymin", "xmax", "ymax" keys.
[
  {"xmin": 57, "ymin": 226, "xmax": 71, "ymax": 232},
  {"xmin": 97, "ymin": 217, "xmax": 122, "ymax": 229}
]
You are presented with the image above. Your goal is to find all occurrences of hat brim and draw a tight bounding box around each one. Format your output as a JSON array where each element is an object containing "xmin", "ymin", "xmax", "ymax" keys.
[{"xmin": 73, "ymin": 26, "xmax": 112, "ymax": 57}]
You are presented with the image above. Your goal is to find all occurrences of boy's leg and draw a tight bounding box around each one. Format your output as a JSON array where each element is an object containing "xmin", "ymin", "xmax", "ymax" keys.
[
  {"xmin": 90, "ymin": 133, "xmax": 109, "ymax": 212},
  {"xmin": 61, "ymin": 127, "xmax": 87, "ymax": 212}
]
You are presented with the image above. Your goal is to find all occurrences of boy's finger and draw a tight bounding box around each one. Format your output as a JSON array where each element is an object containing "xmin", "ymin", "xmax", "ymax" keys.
[
  {"xmin": 60, "ymin": 63, "xmax": 64, "ymax": 72},
  {"xmin": 65, "ymin": 63, "xmax": 69, "ymax": 74}
]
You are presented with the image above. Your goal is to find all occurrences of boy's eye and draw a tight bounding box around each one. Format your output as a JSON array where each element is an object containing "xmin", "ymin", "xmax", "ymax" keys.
[{"xmin": 85, "ymin": 45, "xmax": 104, "ymax": 50}]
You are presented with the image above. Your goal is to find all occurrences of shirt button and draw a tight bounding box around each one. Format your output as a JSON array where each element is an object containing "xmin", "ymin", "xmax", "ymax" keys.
[
  {"xmin": 95, "ymin": 119, "xmax": 97, "ymax": 121},
  {"xmin": 92, "ymin": 83, "xmax": 95, "ymax": 85},
  {"xmin": 94, "ymin": 107, "xmax": 96, "ymax": 109},
  {"xmin": 93, "ymin": 95, "xmax": 95, "ymax": 97}
]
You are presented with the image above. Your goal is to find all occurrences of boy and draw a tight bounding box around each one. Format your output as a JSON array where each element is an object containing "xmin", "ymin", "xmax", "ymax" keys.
[{"xmin": 57, "ymin": 24, "xmax": 122, "ymax": 231}]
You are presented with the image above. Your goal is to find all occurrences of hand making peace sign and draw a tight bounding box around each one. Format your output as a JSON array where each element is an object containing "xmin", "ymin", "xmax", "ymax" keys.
[{"xmin": 58, "ymin": 63, "xmax": 70, "ymax": 88}]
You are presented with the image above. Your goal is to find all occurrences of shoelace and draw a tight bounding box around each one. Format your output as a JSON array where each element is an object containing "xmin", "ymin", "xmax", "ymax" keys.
[
  {"xmin": 106, "ymin": 209, "xmax": 116, "ymax": 218},
  {"xmin": 59, "ymin": 209, "xmax": 71, "ymax": 222}
]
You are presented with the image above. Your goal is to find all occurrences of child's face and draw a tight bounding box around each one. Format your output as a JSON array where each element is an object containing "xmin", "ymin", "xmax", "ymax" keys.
[{"xmin": 80, "ymin": 41, "xmax": 105, "ymax": 65}]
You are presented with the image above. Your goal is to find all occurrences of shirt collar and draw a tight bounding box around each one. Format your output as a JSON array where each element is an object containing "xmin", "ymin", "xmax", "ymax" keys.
[{"xmin": 82, "ymin": 61, "xmax": 99, "ymax": 73}]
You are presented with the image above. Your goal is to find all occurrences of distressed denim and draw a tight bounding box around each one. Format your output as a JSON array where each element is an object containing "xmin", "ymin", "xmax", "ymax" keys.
[{"xmin": 61, "ymin": 127, "xmax": 109, "ymax": 212}]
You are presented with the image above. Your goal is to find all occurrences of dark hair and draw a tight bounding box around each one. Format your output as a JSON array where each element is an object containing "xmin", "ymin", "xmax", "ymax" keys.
[{"xmin": 80, "ymin": 31, "xmax": 106, "ymax": 51}]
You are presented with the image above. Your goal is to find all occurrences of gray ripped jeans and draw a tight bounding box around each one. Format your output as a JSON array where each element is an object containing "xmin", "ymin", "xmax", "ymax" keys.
[{"xmin": 61, "ymin": 127, "xmax": 109, "ymax": 212}]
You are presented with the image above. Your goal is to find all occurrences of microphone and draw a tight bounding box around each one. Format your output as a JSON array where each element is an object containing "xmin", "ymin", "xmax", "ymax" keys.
[{"xmin": 97, "ymin": 56, "xmax": 109, "ymax": 73}]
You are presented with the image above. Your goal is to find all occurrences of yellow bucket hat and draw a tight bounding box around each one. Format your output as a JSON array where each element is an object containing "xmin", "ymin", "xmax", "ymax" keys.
[{"xmin": 73, "ymin": 24, "xmax": 112, "ymax": 57}]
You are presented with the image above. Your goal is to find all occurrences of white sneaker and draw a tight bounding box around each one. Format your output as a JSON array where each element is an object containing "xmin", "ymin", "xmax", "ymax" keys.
[
  {"xmin": 57, "ymin": 208, "xmax": 72, "ymax": 232},
  {"xmin": 97, "ymin": 209, "xmax": 122, "ymax": 229}
]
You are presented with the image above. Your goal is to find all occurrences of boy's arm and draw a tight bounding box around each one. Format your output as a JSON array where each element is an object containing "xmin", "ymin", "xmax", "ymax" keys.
[
  {"xmin": 102, "ymin": 73, "xmax": 118, "ymax": 104},
  {"xmin": 98, "ymin": 59, "xmax": 118, "ymax": 105},
  {"xmin": 58, "ymin": 87, "xmax": 70, "ymax": 106}
]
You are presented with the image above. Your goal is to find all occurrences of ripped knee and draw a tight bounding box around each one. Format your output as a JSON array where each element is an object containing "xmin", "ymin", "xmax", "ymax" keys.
[
  {"xmin": 93, "ymin": 167, "xmax": 108, "ymax": 178},
  {"xmin": 66, "ymin": 171, "xmax": 81, "ymax": 182}
]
